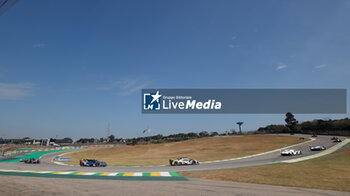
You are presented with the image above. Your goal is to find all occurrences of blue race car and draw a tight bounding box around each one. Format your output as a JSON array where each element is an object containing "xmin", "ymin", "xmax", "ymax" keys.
[
  {"xmin": 80, "ymin": 159, "xmax": 107, "ymax": 167},
  {"xmin": 309, "ymin": 146, "xmax": 326, "ymax": 151}
]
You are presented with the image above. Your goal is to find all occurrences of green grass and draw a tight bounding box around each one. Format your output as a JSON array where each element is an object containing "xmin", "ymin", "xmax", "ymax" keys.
[
  {"xmin": 0, "ymin": 149, "xmax": 70, "ymax": 162},
  {"xmin": 62, "ymin": 135, "xmax": 307, "ymax": 166}
]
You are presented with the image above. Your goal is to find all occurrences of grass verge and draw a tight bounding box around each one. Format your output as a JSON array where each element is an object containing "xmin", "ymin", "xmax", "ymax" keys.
[
  {"xmin": 181, "ymin": 143, "xmax": 350, "ymax": 192},
  {"xmin": 63, "ymin": 135, "xmax": 307, "ymax": 166},
  {"xmin": 0, "ymin": 149, "xmax": 70, "ymax": 162}
]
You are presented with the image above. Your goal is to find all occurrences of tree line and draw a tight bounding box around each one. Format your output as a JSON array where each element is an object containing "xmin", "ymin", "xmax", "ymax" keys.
[
  {"xmin": 76, "ymin": 130, "xmax": 238, "ymax": 145},
  {"xmin": 257, "ymin": 112, "xmax": 350, "ymax": 136}
]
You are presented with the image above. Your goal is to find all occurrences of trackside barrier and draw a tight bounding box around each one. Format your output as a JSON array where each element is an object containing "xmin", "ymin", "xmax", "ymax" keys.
[
  {"xmin": 2, "ymin": 146, "xmax": 84, "ymax": 157},
  {"xmin": 84, "ymin": 145, "xmax": 114, "ymax": 148},
  {"xmin": 57, "ymin": 158, "xmax": 71, "ymax": 162}
]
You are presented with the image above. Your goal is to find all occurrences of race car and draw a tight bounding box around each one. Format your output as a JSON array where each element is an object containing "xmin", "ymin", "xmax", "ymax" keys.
[
  {"xmin": 24, "ymin": 158, "xmax": 40, "ymax": 164},
  {"xmin": 280, "ymin": 149, "xmax": 302, "ymax": 156},
  {"xmin": 309, "ymin": 145, "xmax": 326, "ymax": 151},
  {"xmin": 80, "ymin": 159, "xmax": 107, "ymax": 167},
  {"xmin": 169, "ymin": 157, "xmax": 199, "ymax": 166},
  {"xmin": 333, "ymin": 138, "xmax": 342, "ymax": 143},
  {"xmin": 331, "ymin": 137, "xmax": 338, "ymax": 140}
]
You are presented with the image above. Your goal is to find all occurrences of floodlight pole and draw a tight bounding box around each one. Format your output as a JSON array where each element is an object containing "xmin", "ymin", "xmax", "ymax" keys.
[{"xmin": 107, "ymin": 122, "xmax": 111, "ymax": 142}]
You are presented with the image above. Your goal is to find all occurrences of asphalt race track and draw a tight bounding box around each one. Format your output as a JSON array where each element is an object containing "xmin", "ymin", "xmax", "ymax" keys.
[
  {"xmin": 1, "ymin": 134, "xmax": 349, "ymax": 196},
  {"xmin": 1, "ymin": 175, "xmax": 349, "ymax": 196},
  {"xmin": 0, "ymin": 135, "xmax": 344, "ymax": 173}
]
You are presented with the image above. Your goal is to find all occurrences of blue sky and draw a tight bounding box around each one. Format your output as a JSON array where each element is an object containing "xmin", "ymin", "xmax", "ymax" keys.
[{"xmin": 0, "ymin": 0, "xmax": 349, "ymax": 139}]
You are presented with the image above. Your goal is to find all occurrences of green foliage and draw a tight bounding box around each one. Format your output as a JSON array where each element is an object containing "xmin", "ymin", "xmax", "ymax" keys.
[
  {"xmin": 300, "ymin": 118, "xmax": 350, "ymax": 133},
  {"xmin": 76, "ymin": 138, "xmax": 95, "ymax": 143},
  {"xmin": 230, "ymin": 129, "xmax": 237, "ymax": 135},
  {"xmin": 187, "ymin": 132, "xmax": 198, "ymax": 138},
  {"xmin": 108, "ymin": 134, "xmax": 115, "ymax": 142},
  {"xmin": 257, "ymin": 125, "xmax": 290, "ymax": 133},
  {"xmin": 258, "ymin": 117, "xmax": 350, "ymax": 136},
  {"xmin": 199, "ymin": 131, "xmax": 209, "ymax": 137},
  {"xmin": 285, "ymin": 112, "xmax": 298, "ymax": 134},
  {"xmin": 13, "ymin": 140, "xmax": 22, "ymax": 144}
]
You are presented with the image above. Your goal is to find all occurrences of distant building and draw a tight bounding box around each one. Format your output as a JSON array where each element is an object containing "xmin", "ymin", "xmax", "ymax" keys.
[
  {"xmin": 54, "ymin": 138, "xmax": 74, "ymax": 146},
  {"xmin": 0, "ymin": 137, "xmax": 73, "ymax": 146}
]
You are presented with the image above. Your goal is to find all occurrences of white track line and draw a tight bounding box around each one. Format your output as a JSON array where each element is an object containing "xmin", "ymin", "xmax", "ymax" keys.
[
  {"xmin": 33, "ymin": 171, "xmax": 54, "ymax": 174},
  {"xmin": 200, "ymin": 137, "xmax": 316, "ymax": 164},
  {"xmin": 160, "ymin": 172, "xmax": 171, "ymax": 177},
  {"xmin": 80, "ymin": 172, "xmax": 96, "ymax": 175},
  {"xmin": 56, "ymin": 172, "xmax": 74, "ymax": 175},
  {"xmin": 133, "ymin": 172, "xmax": 143, "ymax": 176},
  {"xmin": 107, "ymin": 173, "xmax": 118, "ymax": 176}
]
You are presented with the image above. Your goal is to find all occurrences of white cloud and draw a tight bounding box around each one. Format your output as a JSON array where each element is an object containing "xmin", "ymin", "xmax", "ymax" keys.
[
  {"xmin": 33, "ymin": 43, "xmax": 45, "ymax": 48},
  {"xmin": 276, "ymin": 63, "xmax": 288, "ymax": 70},
  {"xmin": 228, "ymin": 36, "xmax": 238, "ymax": 49},
  {"xmin": 314, "ymin": 64, "xmax": 327, "ymax": 69},
  {"xmin": 98, "ymin": 78, "xmax": 150, "ymax": 95},
  {"xmin": 0, "ymin": 83, "xmax": 34, "ymax": 100}
]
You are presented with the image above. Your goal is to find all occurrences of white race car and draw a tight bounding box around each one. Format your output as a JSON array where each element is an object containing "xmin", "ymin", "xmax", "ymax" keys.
[
  {"xmin": 169, "ymin": 157, "xmax": 199, "ymax": 166},
  {"xmin": 280, "ymin": 149, "xmax": 302, "ymax": 156}
]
